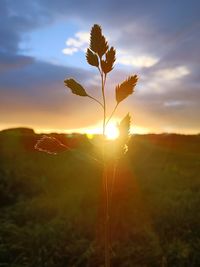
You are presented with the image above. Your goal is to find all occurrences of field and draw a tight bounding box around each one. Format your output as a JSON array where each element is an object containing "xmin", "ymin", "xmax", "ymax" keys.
[{"xmin": 0, "ymin": 128, "xmax": 200, "ymax": 266}]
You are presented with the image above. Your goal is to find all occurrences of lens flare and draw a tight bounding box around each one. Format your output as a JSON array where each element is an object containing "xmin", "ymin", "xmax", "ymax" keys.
[{"xmin": 105, "ymin": 123, "xmax": 119, "ymax": 140}]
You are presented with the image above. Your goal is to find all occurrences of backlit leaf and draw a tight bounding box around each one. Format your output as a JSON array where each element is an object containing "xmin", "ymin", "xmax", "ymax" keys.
[
  {"xmin": 119, "ymin": 113, "xmax": 131, "ymax": 141},
  {"xmin": 64, "ymin": 78, "xmax": 88, "ymax": 97},
  {"xmin": 118, "ymin": 113, "xmax": 131, "ymax": 154},
  {"xmin": 90, "ymin": 24, "xmax": 108, "ymax": 58},
  {"xmin": 86, "ymin": 48, "xmax": 99, "ymax": 67},
  {"xmin": 115, "ymin": 75, "xmax": 138, "ymax": 104},
  {"xmin": 35, "ymin": 136, "xmax": 68, "ymax": 155},
  {"xmin": 101, "ymin": 46, "xmax": 116, "ymax": 74}
]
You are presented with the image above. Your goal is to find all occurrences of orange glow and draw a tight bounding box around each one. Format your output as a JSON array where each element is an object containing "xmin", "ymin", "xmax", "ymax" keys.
[
  {"xmin": 6, "ymin": 120, "xmax": 192, "ymax": 136},
  {"xmin": 33, "ymin": 124, "xmax": 149, "ymax": 140}
]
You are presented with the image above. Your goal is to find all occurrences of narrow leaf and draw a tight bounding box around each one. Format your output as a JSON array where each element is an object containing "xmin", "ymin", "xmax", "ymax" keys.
[
  {"xmin": 64, "ymin": 78, "xmax": 88, "ymax": 97},
  {"xmin": 86, "ymin": 48, "xmax": 99, "ymax": 67},
  {"xmin": 90, "ymin": 24, "xmax": 108, "ymax": 58},
  {"xmin": 115, "ymin": 75, "xmax": 138, "ymax": 104},
  {"xmin": 101, "ymin": 46, "xmax": 116, "ymax": 74}
]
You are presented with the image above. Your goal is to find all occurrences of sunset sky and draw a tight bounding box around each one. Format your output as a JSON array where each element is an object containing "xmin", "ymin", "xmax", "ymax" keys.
[{"xmin": 0, "ymin": 0, "xmax": 200, "ymax": 134}]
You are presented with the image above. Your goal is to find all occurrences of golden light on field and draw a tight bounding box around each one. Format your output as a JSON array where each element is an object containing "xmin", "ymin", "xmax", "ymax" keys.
[{"xmin": 32, "ymin": 120, "xmax": 150, "ymax": 137}]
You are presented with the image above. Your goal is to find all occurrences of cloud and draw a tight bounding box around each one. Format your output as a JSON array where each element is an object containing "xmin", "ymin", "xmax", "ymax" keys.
[
  {"xmin": 163, "ymin": 100, "xmax": 191, "ymax": 107},
  {"xmin": 62, "ymin": 47, "xmax": 78, "ymax": 55},
  {"xmin": 0, "ymin": 52, "xmax": 34, "ymax": 71},
  {"xmin": 67, "ymin": 32, "xmax": 90, "ymax": 47},
  {"xmin": 62, "ymin": 31, "xmax": 89, "ymax": 55},
  {"xmin": 0, "ymin": 59, "xmax": 102, "ymax": 130},
  {"xmin": 155, "ymin": 66, "xmax": 190, "ymax": 81},
  {"xmin": 117, "ymin": 52, "xmax": 159, "ymax": 68}
]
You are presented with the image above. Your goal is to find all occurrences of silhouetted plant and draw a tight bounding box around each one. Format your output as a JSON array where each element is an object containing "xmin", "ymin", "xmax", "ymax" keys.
[{"xmin": 64, "ymin": 24, "xmax": 138, "ymax": 267}]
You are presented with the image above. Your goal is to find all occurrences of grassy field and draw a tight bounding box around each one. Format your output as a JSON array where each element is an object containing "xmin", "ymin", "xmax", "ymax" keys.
[{"xmin": 0, "ymin": 128, "xmax": 200, "ymax": 266}]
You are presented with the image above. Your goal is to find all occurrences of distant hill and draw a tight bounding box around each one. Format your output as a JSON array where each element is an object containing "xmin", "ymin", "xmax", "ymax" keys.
[
  {"xmin": 0, "ymin": 127, "xmax": 92, "ymax": 153},
  {"xmin": 1, "ymin": 127, "xmax": 200, "ymax": 154}
]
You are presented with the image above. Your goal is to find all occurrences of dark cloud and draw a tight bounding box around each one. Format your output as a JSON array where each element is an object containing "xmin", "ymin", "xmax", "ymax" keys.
[
  {"xmin": 0, "ymin": 60, "xmax": 92, "ymax": 108},
  {"xmin": 0, "ymin": 53, "xmax": 34, "ymax": 71}
]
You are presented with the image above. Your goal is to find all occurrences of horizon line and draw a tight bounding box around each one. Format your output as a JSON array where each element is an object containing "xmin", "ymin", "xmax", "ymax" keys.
[{"xmin": 0, "ymin": 126, "xmax": 199, "ymax": 136}]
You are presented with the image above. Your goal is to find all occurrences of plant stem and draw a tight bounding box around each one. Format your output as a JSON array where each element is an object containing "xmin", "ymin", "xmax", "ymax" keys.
[
  {"xmin": 99, "ymin": 65, "xmax": 110, "ymax": 267},
  {"xmin": 101, "ymin": 75, "xmax": 107, "ymax": 135},
  {"xmin": 87, "ymin": 95, "xmax": 104, "ymax": 108},
  {"xmin": 110, "ymin": 160, "xmax": 118, "ymax": 201},
  {"xmin": 106, "ymin": 103, "xmax": 119, "ymax": 127},
  {"xmin": 103, "ymin": 166, "xmax": 110, "ymax": 267}
]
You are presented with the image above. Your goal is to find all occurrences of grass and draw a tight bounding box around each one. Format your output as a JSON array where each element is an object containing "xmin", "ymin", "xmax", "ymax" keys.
[{"xmin": 0, "ymin": 129, "xmax": 200, "ymax": 266}]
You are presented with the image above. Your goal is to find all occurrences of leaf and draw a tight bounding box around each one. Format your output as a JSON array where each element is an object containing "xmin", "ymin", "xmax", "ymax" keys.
[
  {"xmin": 115, "ymin": 75, "xmax": 138, "ymax": 104},
  {"xmin": 90, "ymin": 24, "xmax": 108, "ymax": 58},
  {"xmin": 101, "ymin": 46, "xmax": 116, "ymax": 74},
  {"xmin": 119, "ymin": 113, "xmax": 131, "ymax": 141},
  {"xmin": 35, "ymin": 136, "xmax": 68, "ymax": 155},
  {"xmin": 118, "ymin": 113, "xmax": 131, "ymax": 154},
  {"xmin": 64, "ymin": 78, "xmax": 88, "ymax": 97},
  {"xmin": 86, "ymin": 48, "xmax": 99, "ymax": 67}
]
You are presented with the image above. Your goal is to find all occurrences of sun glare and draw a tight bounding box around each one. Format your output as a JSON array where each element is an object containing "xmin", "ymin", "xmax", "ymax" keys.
[{"xmin": 105, "ymin": 123, "xmax": 119, "ymax": 140}]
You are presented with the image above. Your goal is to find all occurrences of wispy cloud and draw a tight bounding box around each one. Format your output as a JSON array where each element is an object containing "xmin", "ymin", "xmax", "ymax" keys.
[
  {"xmin": 62, "ymin": 47, "xmax": 78, "ymax": 55},
  {"xmin": 155, "ymin": 66, "xmax": 190, "ymax": 80},
  {"xmin": 62, "ymin": 31, "xmax": 89, "ymax": 55},
  {"xmin": 117, "ymin": 53, "xmax": 159, "ymax": 68},
  {"xmin": 163, "ymin": 100, "xmax": 191, "ymax": 107}
]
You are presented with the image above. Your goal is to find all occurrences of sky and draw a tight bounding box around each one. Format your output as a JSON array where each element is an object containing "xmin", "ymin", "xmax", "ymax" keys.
[{"xmin": 0, "ymin": 0, "xmax": 200, "ymax": 134}]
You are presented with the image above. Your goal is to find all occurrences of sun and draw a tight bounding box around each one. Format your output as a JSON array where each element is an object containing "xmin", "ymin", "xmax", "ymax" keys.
[{"xmin": 105, "ymin": 123, "xmax": 119, "ymax": 140}]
